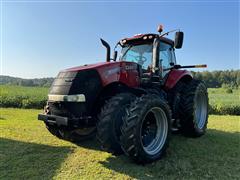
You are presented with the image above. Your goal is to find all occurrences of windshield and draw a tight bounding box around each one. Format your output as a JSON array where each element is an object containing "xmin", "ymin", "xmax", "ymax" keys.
[{"xmin": 119, "ymin": 44, "xmax": 153, "ymax": 70}]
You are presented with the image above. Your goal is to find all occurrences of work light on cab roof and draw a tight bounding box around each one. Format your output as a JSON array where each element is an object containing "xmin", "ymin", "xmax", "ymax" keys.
[{"xmin": 157, "ymin": 24, "xmax": 164, "ymax": 34}]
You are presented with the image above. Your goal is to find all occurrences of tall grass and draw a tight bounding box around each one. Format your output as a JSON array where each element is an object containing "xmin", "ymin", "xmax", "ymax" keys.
[
  {"xmin": 0, "ymin": 85, "xmax": 239, "ymax": 115},
  {"xmin": 0, "ymin": 85, "xmax": 48, "ymax": 109},
  {"xmin": 208, "ymin": 88, "xmax": 240, "ymax": 115}
]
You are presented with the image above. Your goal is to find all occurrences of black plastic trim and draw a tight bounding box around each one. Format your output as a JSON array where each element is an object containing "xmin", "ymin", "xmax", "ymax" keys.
[{"xmin": 38, "ymin": 114, "xmax": 68, "ymax": 126}]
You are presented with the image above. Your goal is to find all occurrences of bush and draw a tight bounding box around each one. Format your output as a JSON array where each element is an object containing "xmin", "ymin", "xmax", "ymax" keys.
[
  {"xmin": 21, "ymin": 99, "xmax": 45, "ymax": 109},
  {"xmin": 226, "ymin": 88, "xmax": 233, "ymax": 94},
  {"xmin": 209, "ymin": 104, "xmax": 240, "ymax": 115},
  {"xmin": 0, "ymin": 96, "xmax": 46, "ymax": 109}
]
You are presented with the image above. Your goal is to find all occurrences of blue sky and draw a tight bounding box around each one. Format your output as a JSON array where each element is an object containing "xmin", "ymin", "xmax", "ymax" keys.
[{"xmin": 0, "ymin": 0, "xmax": 239, "ymax": 78}]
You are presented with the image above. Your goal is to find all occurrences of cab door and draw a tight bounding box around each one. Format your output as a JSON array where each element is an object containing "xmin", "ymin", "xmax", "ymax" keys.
[{"xmin": 159, "ymin": 42, "xmax": 176, "ymax": 77}]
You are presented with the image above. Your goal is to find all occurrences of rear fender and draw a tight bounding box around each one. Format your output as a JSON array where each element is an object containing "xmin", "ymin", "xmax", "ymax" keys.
[{"xmin": 164, "ymin": 69, "xmax": 193, "ymax": 90}]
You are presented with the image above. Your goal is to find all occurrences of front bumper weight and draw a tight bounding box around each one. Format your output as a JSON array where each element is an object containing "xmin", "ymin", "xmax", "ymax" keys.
[{"xmin": 38, "ymin": 114, "xmax": 68, "ymax": 126}]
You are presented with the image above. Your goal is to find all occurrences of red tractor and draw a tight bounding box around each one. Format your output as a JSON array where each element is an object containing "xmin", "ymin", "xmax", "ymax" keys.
[{"xmin": 38, "ymin": 26, "xmax": 208, "ymax": 164}]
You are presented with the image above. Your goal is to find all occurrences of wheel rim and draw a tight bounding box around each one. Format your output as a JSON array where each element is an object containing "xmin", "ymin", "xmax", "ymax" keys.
[
  {"xmin": 195, "ymin": 90, "xmax": 208, "ymax": 129},
  {"xmin": 140, "ymin": 107, "xmax": 168, "ymax": 155}
]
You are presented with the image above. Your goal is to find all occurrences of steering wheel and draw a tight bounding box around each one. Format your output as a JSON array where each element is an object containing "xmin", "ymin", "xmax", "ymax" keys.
[{"xmin": 135, "ymin": 56, "xmax": 147, "ymax": 65}]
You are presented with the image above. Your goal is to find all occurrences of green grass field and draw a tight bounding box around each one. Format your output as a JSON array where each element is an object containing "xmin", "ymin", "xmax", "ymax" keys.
[{"xmin": 0, "ymin": 108, "xmax": 239, "ymax": 179}]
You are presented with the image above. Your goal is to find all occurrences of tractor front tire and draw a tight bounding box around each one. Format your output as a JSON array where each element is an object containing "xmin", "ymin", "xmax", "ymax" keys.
[
  {"xmin": 120, "ymin": 94, "xmax": 171, "ymax": 164},
  {"xmin": 97, "ymin": 93, "xmax": 136, "ymax": 155},
  {"xmin": 45, "ymin": 123, "xmax": 63, "ymax": 139},
  {"xmin": 179, "ymin": 79, "xmax": 208, "ymax": 137}
]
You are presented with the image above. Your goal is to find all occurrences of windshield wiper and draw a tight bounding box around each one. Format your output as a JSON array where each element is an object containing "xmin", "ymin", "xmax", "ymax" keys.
[{"xmin": 120, "ymin": 45, "xmax": 133, "ymax": 59}]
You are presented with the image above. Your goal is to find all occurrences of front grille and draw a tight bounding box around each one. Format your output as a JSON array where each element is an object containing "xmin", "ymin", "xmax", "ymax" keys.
[
  {"xmin": 48, "ymin": 69, "xmax": 102, "ymax": 117},
  {"xmin": 49, "ymin": 70, "xmax": 101, "ymax": 95},
  {"xmin": 49, "ymin": 71, "xmax": 76, "ymax": 95}
]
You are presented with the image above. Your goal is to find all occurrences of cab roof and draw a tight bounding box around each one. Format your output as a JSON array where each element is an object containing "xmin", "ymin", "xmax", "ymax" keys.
[{"xmin": 120, "ymin": 33, "xmax": 174, "ymax": 47}]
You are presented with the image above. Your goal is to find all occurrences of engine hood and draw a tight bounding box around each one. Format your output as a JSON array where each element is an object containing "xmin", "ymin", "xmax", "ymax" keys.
[
  {"xmin": 59, "ymin": 60, "xmax": 140, "ymax": 88},
  {"xmin": 62, "ymin": 61, "xmax": 120, "ymax": 72}
]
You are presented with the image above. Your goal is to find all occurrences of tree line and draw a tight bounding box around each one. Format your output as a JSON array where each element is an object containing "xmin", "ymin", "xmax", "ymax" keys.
[
  {"xmin": 192, "ymin": 70, "xmax": 240, "ymax": 88},
  {"xmin": 1, "ymin": 70, "xmax": 239, "ymax": 88},
  {"xmin": 0, "ymin": 76, "xmax": 54, "ymax": 87}
]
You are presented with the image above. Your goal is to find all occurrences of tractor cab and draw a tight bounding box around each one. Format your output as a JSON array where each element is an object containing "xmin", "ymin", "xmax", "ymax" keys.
[
  {"xmin": 100, "ymin": 25, "xmax": 184, "ymax": 81},
  {"xmin": 118, "ymin": 33, "xmax": 178, "ymax": 77},
  {"xmin": 110, "ymin": 32, "xmax": 183, "ymax": 86}
]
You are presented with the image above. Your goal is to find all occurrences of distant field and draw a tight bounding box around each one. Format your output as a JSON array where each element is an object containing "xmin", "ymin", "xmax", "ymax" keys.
[
  {"xmin": 0, "ymin": 85, "xmax": 48, "ymax": 109},
  {"xmin": 0, "ymin": 85, "xmax": 239, "ymax": 115},
  {"xmin": 0, "ymin": 108, "xmax": 239, "ymax": 179}
]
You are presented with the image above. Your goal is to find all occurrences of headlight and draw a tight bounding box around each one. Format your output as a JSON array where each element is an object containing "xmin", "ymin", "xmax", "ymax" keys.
[{"xmin": 48, "ymin": 94, "xmax": 86, "ymax": 102}]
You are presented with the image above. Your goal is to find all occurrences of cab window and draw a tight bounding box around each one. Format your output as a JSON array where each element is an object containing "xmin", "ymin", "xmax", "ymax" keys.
[{"xmin": 120, "ymin": 44, "xmax": 153, "ymax": 71}]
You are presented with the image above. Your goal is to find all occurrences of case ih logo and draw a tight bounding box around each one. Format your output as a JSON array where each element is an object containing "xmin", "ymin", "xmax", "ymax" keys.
[
  {"xmin": 106, "ymin": 67, "xmax": 120, "ymax": 76},
  {"xmin": 104, "ymin": 64, "xmax": 137, "ymax": 78},
  {"xmin": 124, "ymin": 64, "xmax": 138, "ymax": 71}
]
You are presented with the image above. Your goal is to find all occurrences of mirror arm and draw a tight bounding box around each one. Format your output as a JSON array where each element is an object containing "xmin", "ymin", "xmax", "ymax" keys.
[{"xmin": 160, "ymin": 29, "xmax": 180, "ymax": 37}]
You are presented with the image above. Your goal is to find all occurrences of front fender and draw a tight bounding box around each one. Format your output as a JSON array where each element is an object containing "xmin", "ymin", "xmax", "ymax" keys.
[
  {"xmin": 97, "ymin": 61, "xmax": 140, "ymax": 88},
  {"xmin": 164, "ymin": 69, "xmax": 193, "ymax": 90}
]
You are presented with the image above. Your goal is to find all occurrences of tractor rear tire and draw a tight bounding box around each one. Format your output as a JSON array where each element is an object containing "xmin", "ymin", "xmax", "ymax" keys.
[
  {"xmin": 179, "ymin": 79, "xmax": 208, "ymax": 137},
  {"xmin": 45, "ymin": 123, "xmax": 96, "ymax": 142},
  {"xmin": 97, "ymin": 93, "xmax": 136, "ymax": 155},
  {"xmin": 120, "ymin": 94, "xmax": 171, "ymax": 164}
]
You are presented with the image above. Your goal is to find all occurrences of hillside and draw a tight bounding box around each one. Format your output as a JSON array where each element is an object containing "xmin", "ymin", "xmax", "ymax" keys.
[{"xmin": 0, "ymin": 75, "xmax": 54, "ymax": 87}]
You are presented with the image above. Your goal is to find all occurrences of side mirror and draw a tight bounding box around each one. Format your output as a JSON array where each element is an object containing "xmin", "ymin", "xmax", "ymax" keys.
[
  {"xmin": 113, "ymin": 51, "xmax": 117, "ymax": 61},
  {"xmin": 174, "ymin": 31, "xmax": 184, "ymax": 49}
]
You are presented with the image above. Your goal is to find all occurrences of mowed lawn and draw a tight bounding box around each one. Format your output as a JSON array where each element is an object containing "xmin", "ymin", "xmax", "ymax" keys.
[{"xmin": 0, "ymin": 108, "xmax": 239, "ymax": 179}]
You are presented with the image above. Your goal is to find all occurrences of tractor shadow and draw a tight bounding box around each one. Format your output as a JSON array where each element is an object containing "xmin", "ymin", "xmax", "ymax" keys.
[
  {"xmin": 99, "ymin": 129, "xmax": 240, "ymax": 179},
  {"xmin": 74, "ymin": 138, "xmax": 101, "ymax": 151},
  {"xmin": 0, "ymin": 138, "xmax": 74, "ymax": 179}
]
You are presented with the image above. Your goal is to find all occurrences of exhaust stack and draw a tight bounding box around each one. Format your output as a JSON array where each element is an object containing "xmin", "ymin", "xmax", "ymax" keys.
[{"xmin": 100, "ymin": 38, "xmax": 111, "ymax": 62}]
